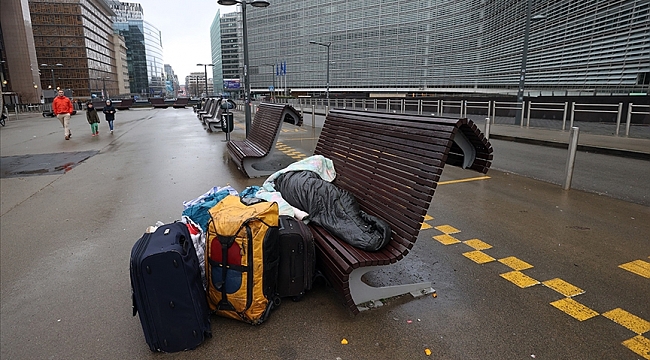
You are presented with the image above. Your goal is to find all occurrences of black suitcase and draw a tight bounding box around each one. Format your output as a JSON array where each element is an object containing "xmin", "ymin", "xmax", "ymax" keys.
[
  {"xmin": 130, "ymin": 222, "xmax": 211, "ymax": 352},
  {"xmin": 277, "ymin": 215, "xmax": 315, "ymax": 301}
]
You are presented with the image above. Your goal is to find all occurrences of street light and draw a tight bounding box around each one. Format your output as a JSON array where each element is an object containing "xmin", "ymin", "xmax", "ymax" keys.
[
  {"xmin": 197, "ymin": 63, "xmax": 214, "ymax": 97},
  {"xmin": 41, "ymin": 63, "xmax": 63, "ymax": 90},
  {"xmin": 218, "ymin": 0, "xmax": 270, "ymax": 137},
  {"xmin": 309, "ymin": 41, "xmax": 331, "ymax": 106},
  {"xmin": 262, "ymin": 63, "xmax": 275, "ymax": 101},
  {"xmin": 514, "ymin": 0, "xmax": 546, "ymax": 126}
]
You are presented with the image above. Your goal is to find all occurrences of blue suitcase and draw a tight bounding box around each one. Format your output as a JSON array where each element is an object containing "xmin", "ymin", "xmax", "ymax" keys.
[{"xmin": 130, "ymin": 222, "xmax": 211, "ymax": 352}]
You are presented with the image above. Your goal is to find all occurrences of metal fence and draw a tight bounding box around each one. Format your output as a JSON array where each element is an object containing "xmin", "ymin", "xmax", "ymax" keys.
[{"xmin": 290, "ymin": 98, "xmax": 650, "ymax": 139}]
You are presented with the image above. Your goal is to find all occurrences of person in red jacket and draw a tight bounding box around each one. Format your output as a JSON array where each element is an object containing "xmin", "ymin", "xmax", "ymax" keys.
[{"xmin": 52, "ymin": 90, "xmax": 74, "ymax": 140}]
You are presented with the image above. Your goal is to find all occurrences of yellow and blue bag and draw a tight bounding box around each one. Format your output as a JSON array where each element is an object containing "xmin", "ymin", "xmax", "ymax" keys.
[{"xmin": 206, "ymin": 195, "xmax": 279, "ymax": 324}]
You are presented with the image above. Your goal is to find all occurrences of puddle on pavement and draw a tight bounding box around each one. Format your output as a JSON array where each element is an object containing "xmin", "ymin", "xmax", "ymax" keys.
[{"xmin": 0, "ymin": 151, "xmax": 99, "ymax": 178}]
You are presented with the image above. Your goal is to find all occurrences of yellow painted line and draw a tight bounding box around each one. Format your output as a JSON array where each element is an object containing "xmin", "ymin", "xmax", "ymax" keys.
[
  {"xmin": 619, "ymin": 259, "xmax": 650, "ymax": 279},
  {"xmin": 500, "ymin": 271, "xmax": 539, "ymax": 288},
  {"xmin": 622, "ymin": 335, "xmax": 650, "ymax": 359},
  {"xmin": 435, "ymin": 225, "xmax": 460, "ymax": 234},
  {"xmin": 542, "ymin": 278, "xmax": 585, "ymax": 297},
  {"xmin": 420, "ymin": 222, "xmax": 433, "ymax": 230},
  {"xmin": 602, "ymin": 308, "xmax": 650, "ymax": 335},
  {"xmin": 433, "ymin": 234, "xmax": 461, "ymax": 245},
  {"xmin": 550, "ymin": 298, "xmax": 599, "ymax": 321},
  {"xmin": 499, "ymin": 256, "xmax": 534, "ymax": 271},
  {"xmin": 463, "ymin": 250, "xmax": 496, "ymax": 264},
  {"xmin": 290, "ymin": 155, "xmax": 304, "ymax": 160},
  {"xmin": 423, "ymin": 214, "xmax": 434, "ymax": 221},
  {"xmin": 464, "ymin": 239, "xmax": 492, "ymax": 251},
  {"xmin": 438, "ymin": 176, "xmax": 491, "ymax": 185}
]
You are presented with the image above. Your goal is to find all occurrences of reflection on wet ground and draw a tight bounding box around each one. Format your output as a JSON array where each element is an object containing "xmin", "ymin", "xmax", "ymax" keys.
[{"xmin": 0, "ymin": 150, "xmax": 99, "ymax": 178}]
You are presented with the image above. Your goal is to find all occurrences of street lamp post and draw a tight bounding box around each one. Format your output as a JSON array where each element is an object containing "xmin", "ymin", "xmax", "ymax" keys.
[
  {"xmin": 309, "ymin": 41, "xmax": 331, "ymax": 107},
  {"xmin": 514, "ymin": 0, "xmax": 546, "ymax": 126},
  {"xmin": 98, "ymin": 77, "xmax": 110, "ymax": 99},
  {"xmin": 41, "ymin": 63, "xmax": 63, "ymax": 90},
  {"xmin": 218, "ymin": 0, "xmax": 270, "ymax": 137},
  {"xmin": 197, "ymin": 63, "xmax": 214, "ymax": 97}
]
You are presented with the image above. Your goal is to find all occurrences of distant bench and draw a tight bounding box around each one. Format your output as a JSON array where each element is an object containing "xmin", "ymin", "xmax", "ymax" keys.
[
  {"xmin": 227, "ymin": 103, "xmax": 303, "ymax": 178},
  {"xmin": 149, "ymin": 98, "xmax": 169, "ymax": 109},
  {"xmin": 309, "ymin": 109, "xmax": 493, "ymax": 314},
  {"xmin": 114, "ymin": 99, "xmax": 133, "ymax": 110},
  {"xmin": 172, "ymin": 97, "xmax": 189, "ymax": 109}
]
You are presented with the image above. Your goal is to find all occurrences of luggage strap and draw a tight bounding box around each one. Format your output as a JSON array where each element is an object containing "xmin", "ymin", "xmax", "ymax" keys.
[{"xmin": 217, "ymin": 233, "xmax": 236, "ymax": 312}]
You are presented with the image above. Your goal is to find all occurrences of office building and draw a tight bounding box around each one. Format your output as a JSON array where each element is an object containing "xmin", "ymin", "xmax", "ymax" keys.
[
  {"xmin": 210, "ymin": 10, "xmax": 223, "ymax": 95},
  {"xmin": 185, "ymin": 72, "xmax": 213, "ymax": 97},
  {"xmin": 28, "ymin": 0, "xmax": 117, "ymax": 100},
  {"xmin": 1, "ymin": 0, "xmax": 42, "ymax": 104},
  {"xmin": 164, "ymin": 64, "xmax": 180, "ymax": 97},
  {"xmin": 113, "ymin": 33, "xmax": 130, "ymax": 95},
  {"xmin": 111, "ymin": 1, "xmax": 165, "ymax": 96},
  {"xmin": 242, "ymin": 0, "xmax": 649, "ymax": 97},
  {"xmin": 220, "ymin": 11, "xmax": 242, "ymax": 98}
]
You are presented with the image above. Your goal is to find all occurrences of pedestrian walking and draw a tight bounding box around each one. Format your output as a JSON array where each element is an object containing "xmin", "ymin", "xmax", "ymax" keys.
[
  {"xmin": 86, "ymin": 101, "xmax": 100, "ymax": 136},
  {"xmin": 52, "ymin": 89, "xmax": 74, "ymax": 140},
  {"xmin": 102, "ymin": 99, "xmax": 116, "ymax": 134}
]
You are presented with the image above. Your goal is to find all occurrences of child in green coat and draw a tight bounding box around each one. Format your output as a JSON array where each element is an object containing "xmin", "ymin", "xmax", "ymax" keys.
[{"xmin": 86, "ymin": 102, "xmax": 100, "ymax": 136}]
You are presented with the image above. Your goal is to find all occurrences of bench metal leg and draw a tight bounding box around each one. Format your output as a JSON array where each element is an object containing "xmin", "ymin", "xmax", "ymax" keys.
[{"xmin": 349, "ymin": 265, "xmax": 435, "ymax": 307}]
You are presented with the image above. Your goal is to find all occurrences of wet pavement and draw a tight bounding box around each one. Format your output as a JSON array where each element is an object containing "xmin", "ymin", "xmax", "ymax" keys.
[{"xmin": 1, "ymin": 107, "xmax": 649, "ymax": 360}]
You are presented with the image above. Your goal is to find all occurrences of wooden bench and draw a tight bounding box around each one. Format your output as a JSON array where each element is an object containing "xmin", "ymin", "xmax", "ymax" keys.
[
  {"xmin": 172, "ymin": 97, "xmax": 189, "ymax": 108},
  {"xmin": 114, "ymin": 98, "xmax": 133, "ymax": 110},
  {"xmin": 149, "ymin": 98, "xmax": 169, "ymax": 109},
  {"xmin": 309, "ymin": 109, "xmax": 493, "ymax": 314},
  {"xmin": 206, "ymin": 99, "xmax": 238, "ymax": 133},
  {"xmin": 227, "ymin": 103, "xmax": 303, "ymax": 178}
]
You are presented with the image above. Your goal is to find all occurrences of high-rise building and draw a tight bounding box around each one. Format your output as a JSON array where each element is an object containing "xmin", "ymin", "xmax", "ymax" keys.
[
  {"xmin": 210, "ymin": 10, "xmax": 223, "ymax": 95},
  {"xmin": 111, "ymin": 1, "xmax": 165, "ymax": 96},
  {"xmin": 220, "ymin": 11, "xmax": 242, "ymax": 98},
  {"xmin": 1, "ymin": 0, "xmax": 42, "ymax": 104},
  {"xmin": 28, "ymin": 0, "xmax": 117, "ymax": 100},
  {"xmin": 113, "ymin": 33, "xmax": 130, "ymax": 95},
  {"xmin": 243, "ymin": 0, "xmax": 650, "ymax": 97},
  {"xmin": 164, "ymin": 64, "xmax": 179, "ymax": 97}
]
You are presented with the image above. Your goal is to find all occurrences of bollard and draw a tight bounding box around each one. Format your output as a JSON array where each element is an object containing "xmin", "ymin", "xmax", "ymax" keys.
[
  {"xmin": 311, "ymin": 104, "xmax": 315, "ymax": 128},
  {"xmin": 484, "ymin": 117, "xmax": 491, "ymax": 140},
  {"xmin": 564, "ymin": 126, "xmax": 580, "ymax": 190}
]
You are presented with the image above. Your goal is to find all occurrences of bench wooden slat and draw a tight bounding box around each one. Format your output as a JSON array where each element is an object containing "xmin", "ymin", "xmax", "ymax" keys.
[{"xmin": 309, "ymin": 109, "xmax": 492, "ymax": 314}]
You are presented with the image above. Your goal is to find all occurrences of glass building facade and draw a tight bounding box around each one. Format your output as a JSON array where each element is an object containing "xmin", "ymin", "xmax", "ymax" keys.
[
  {"xmin": 111, "ymin": 2, "xmax": 165, "ymax": 96},
  {"xmin": 210, "ymin": 10, "xmax": 223, "ymax": 95},
  {"xmin": 220, "ymin": 11, "xmax": 243, "ymax": 98},
  {"xmin": 28, "ymin": 0, "xmax": 117, "ymax": 99},
  {"xmin": 242, "ymin": 0, "xmax": 650, "ymax": 96}
]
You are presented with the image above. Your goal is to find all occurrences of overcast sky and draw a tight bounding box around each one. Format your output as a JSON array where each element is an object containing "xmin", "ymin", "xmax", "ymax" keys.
[{"xmin": 134, "ymin": 0, "xmax": 236, "ymax": 85}]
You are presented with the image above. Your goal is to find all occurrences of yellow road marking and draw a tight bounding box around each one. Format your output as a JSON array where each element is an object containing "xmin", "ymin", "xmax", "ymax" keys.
[
  {"xmin": 499, "ymin": 256, "xmax": 534, "ymax": 271},
  {"xmin": 421, "ymin": 223, "xmax": 433, "ymax": 230},
  {"xmin": 435, "ymin": 225, "xmax": 460, "ymax": 234},
  {"xmin": 550, "ymin": 298, "xmax": 599, "ymax": 321},
  {"xmin": 602, "ymin": 308, "xmax": 650, "ymax": 335},
  {"xmin": 464, "ymin": 239, "xmax": 492, "ymax": 250},
  {"xmin": 438, "ymin": 176, "xmax": 491, "ymax": 185},
  {"xmin": 463, "ymin": 250, "xmax": 496, "ymax": 264},
  {"xmin": 500, "ymin": 271, "xmax": 539, "ymax": 288},
  {"xmin": 619, "ymin": 260, "xmax": 650, "ymax": 279},
  {"xmin": 622, "ymin": 335, "xmax": 650, "ymax": 359},
  {"xmin": 433, "ymin": 234, "xmax": 461, "ymax": 245},
  {"xmin": 542, "ymin": 278, "xmax": 585, "ymax": 297},
  {"xmin": 424, "ymin": 214, "xmax": 434, "ymax": 221}
]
